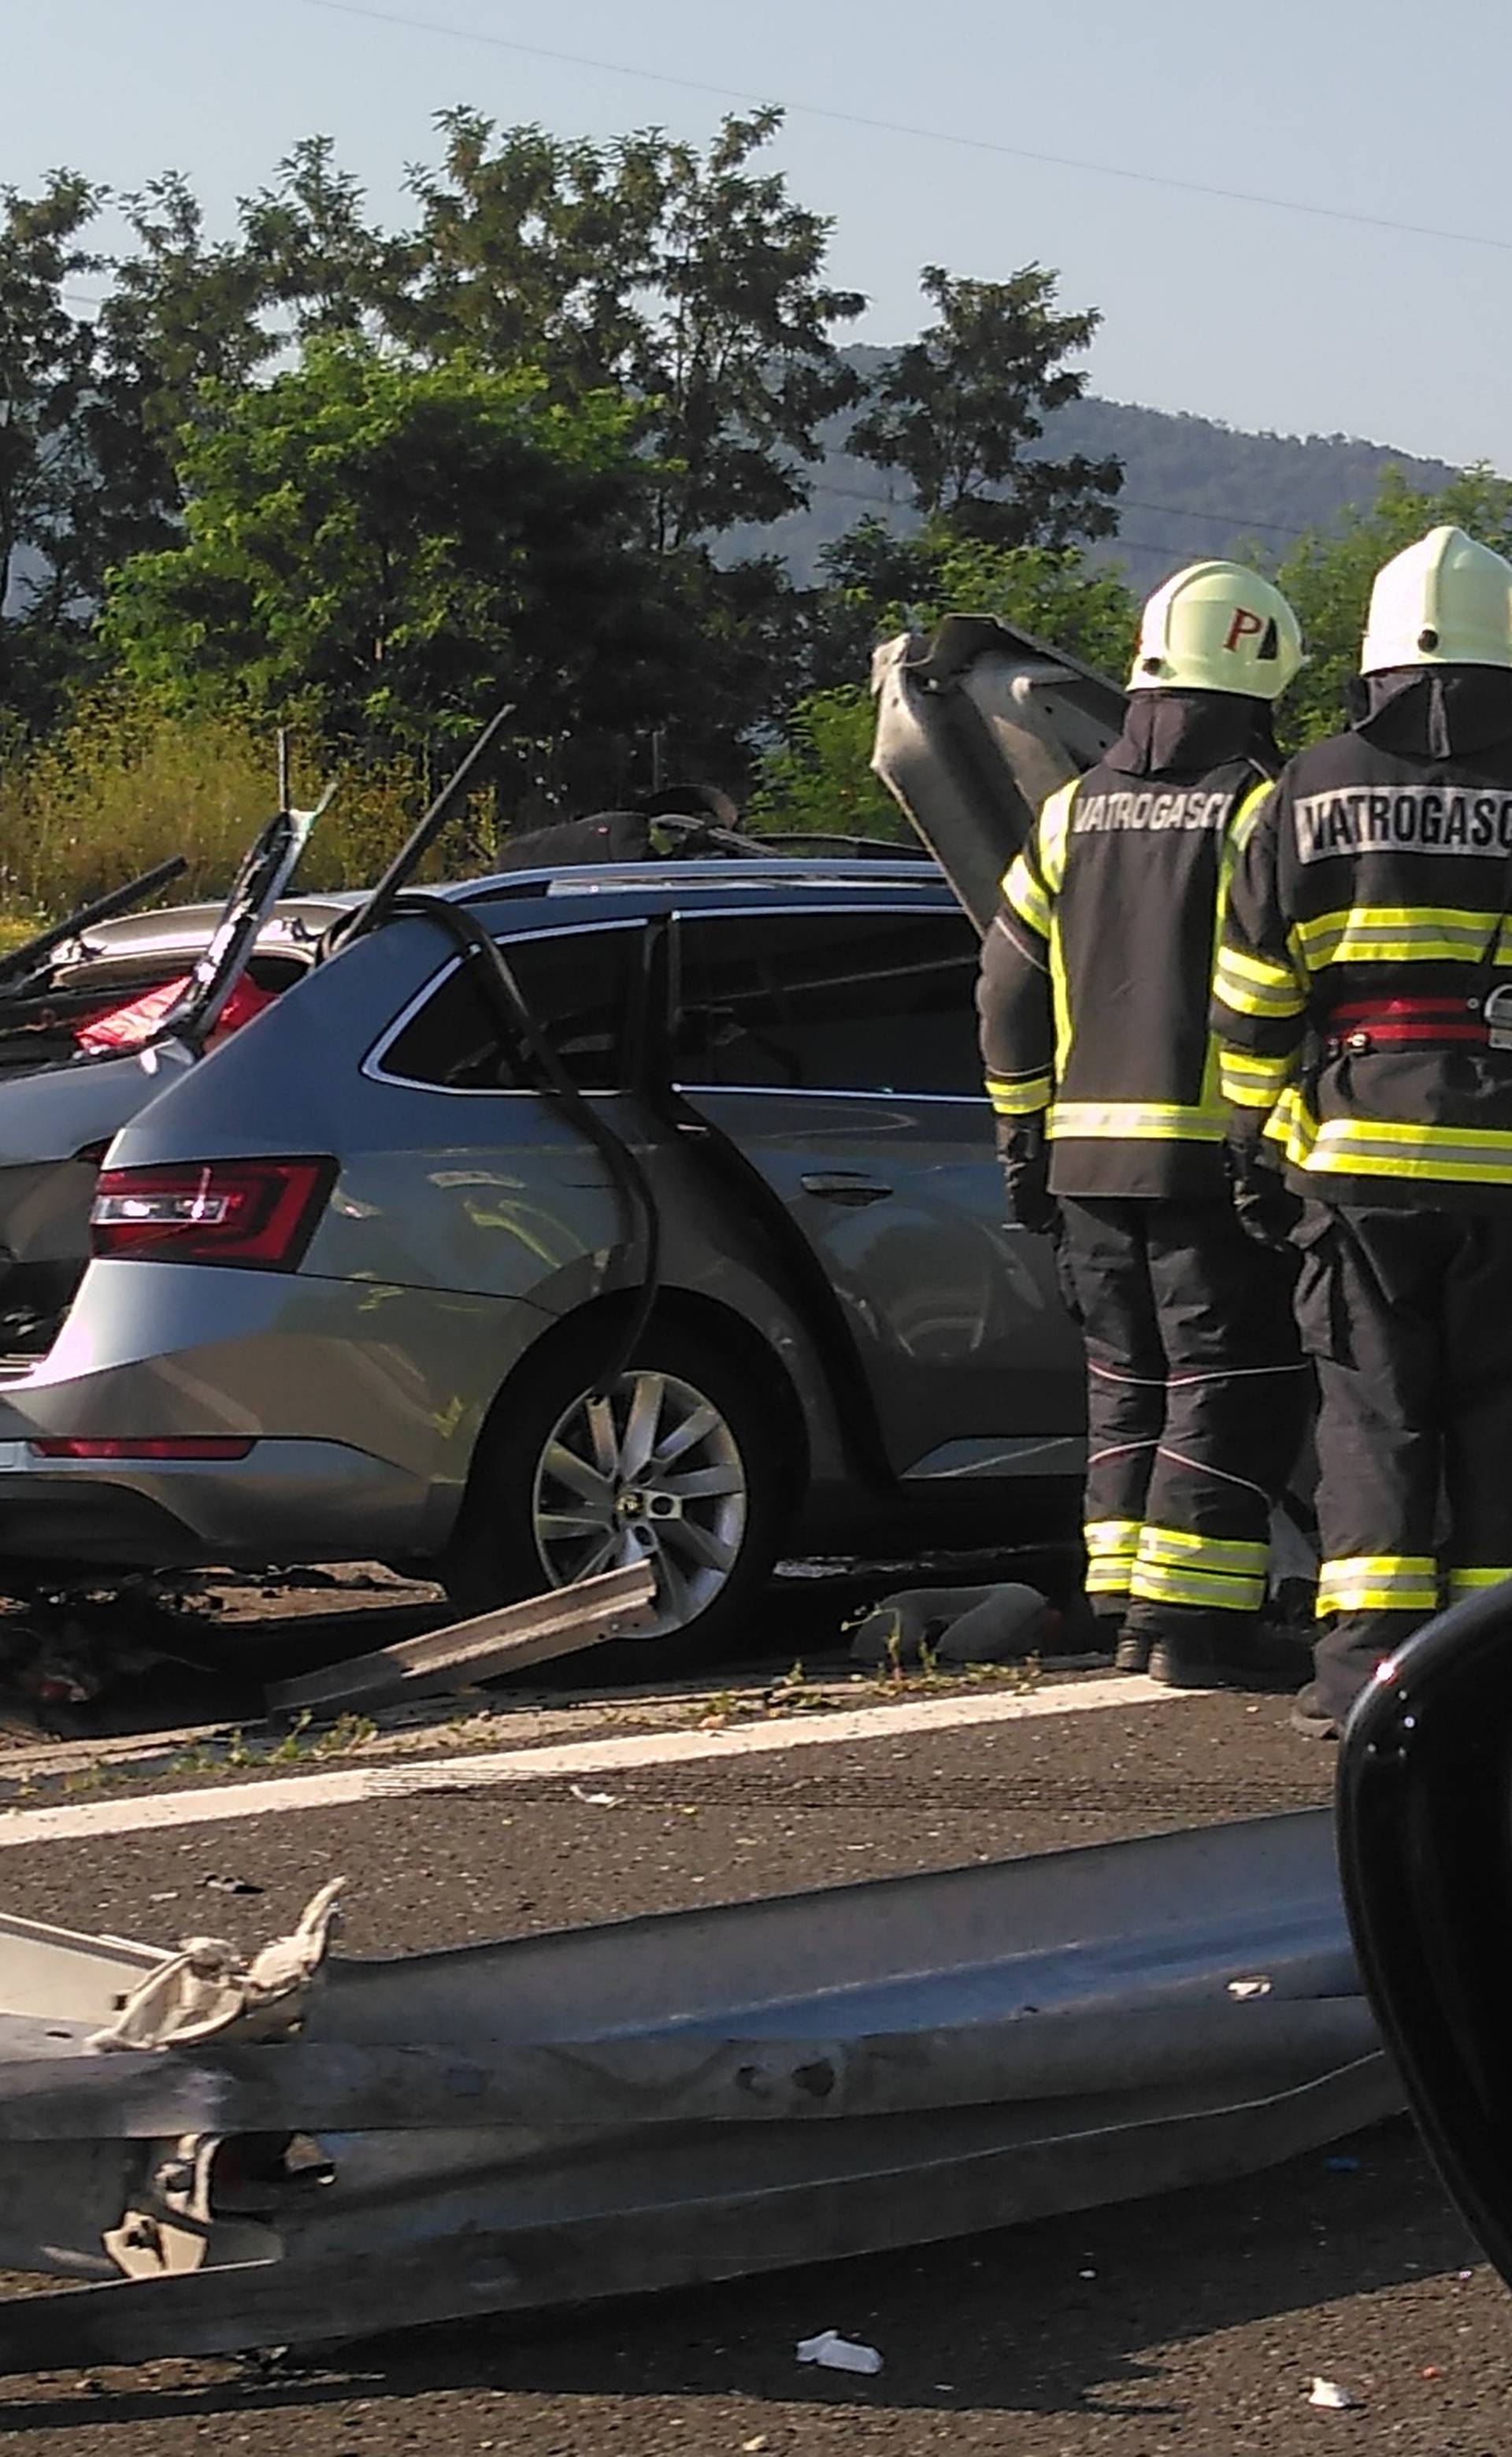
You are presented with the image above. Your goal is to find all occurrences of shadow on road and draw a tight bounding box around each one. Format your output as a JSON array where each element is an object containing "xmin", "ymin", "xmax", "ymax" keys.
[{"xmin": 0, "ymin": 2120, "xmax": 1482, "ymax": 2431}]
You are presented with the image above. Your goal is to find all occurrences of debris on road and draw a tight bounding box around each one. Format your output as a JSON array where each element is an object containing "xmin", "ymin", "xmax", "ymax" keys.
[
  {"xmin": 849, "ymin": 1582, "xmax": 1055, "ymax": 1668},
  {"xmin": 263, "ymin": 1559, "xmax": 658, "ymax": 1717},
  {"xmin": 795, "ymin": 2329, "xmax": 884, "ymax": 2375},
  {"xmin": 1306, "ymin": 2377, "xmax": 1360, "ymax": 2410},
  {"xmin": 0, "ymin": 1806, "xmax": 1398, "ymax": 2370}
]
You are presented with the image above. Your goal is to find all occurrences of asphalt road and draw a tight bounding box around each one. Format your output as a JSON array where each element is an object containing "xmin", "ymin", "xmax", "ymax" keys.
[{"xmin": 1, "ymin": 1677, "xmax": 1505, "ymax": 2457}]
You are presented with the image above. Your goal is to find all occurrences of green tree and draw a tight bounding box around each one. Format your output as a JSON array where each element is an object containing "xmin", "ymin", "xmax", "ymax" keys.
[
  {"xmin": 70, "ymin": 172, "xmax": 277, "ymax": 624},
  {"xmin": 850, "ymin": 265, "xmax": 1121, "ymax": 550},
  {"xmin": 102, "ymin": 341, "xmax": 673, "ymax": 762},
  {"xmin": 806, "ymin": 514, "xmax": 1136, "ymax": 696},
  {"xmin": 0, "ymin": 171, "xmax": 104, "ymax": 721},
  {"xmin": 391, "ymin": 108, "xmax": 863, "ymax": 550},
  {"xmin": 1273, "ymin": 465, "xmax": 1512, "ymax": 745},
  {"xmin": 238, "ymin": 136, "xmax": 391, "ymax": 340}
]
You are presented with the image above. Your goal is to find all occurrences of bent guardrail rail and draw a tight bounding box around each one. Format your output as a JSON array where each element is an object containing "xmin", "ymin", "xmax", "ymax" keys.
[{"xmin": 0, "ymin": 1803, "xmax": 1397, "ymax": 2366}]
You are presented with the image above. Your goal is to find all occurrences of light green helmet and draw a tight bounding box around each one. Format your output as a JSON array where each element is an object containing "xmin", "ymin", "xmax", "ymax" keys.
[
  {"xmin": 1128, "ymin": 560, "xmax": 1303, "ymax": 701},
  {"xmin": 1360, "ymin": 525, "xmax": 1512, "ymax": 673}
]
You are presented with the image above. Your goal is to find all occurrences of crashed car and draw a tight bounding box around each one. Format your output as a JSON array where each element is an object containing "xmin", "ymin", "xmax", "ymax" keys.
[
  {"xmin": 0, "ymin": 797, "xmax": 341, "ymax": 1359},
  {"xmin": 0, "ymin": 628, "xmax": 1128, "ymax": 1664},
  {"xmin": 0, "ymin": 854, "xmax": 1087, "ymax": 1665}
]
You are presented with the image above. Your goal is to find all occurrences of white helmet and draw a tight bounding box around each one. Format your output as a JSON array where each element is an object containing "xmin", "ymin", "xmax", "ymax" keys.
[
  {"xmin": 1128, "ymin": 560, "xmax": 1303, "ymax": 700},
  {"xmin": 1360, "ymin": 525, "xmax": 1512, "ymax": 673}
]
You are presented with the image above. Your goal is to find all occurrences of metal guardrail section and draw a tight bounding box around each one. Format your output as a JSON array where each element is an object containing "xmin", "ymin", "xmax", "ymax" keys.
[
  {"xmin": 0, "ymin": 1804, "xmax": 1397, "ymax": 2365},
  {"xmin": 870, "ymin": 614, "xmax": 1126, "ymax": 934}
]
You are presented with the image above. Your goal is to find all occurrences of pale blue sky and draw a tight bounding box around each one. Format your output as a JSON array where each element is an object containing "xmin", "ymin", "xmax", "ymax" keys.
[{"xmin": 5, "ymin": 0, "xmax": 1509, "ymax": 471}]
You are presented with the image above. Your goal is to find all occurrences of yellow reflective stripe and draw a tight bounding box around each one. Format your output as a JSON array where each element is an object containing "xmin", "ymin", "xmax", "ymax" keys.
[
  {"xmin": 1293, "ymin": 905, "xmax": 1512, "ymax": 969},
  {"xmin": 1282, "ymin": 1112, "xmax": 1512, "ymax": 1186},
  {"xmin": 1000, "ymin": 783, "xmax": 1078, "ymax": 939},
  {"xmin": 985, "ymin": 1073, "xmax": 1053, "ymax": 1116},
  {"xmin": 1038, "ymin": 782, "xmax": 1077, "ymax": 895},
  {"xmin": 1136, "ymin": 1525, "xmax": 1269, "ymax": 1577},
  {"xmin": 1003, "ymin": 851, "xmax": 1051, "ymax": 939},
  {"xmin": 1317, "ymin": 1556, "xmax": 1438, "ymax": 1616},
  {"xmin": 1220, "ymin": 1047, "xmax": 1292, "ymax": 1109},
  {"xmin": 1085, "ymin": 1518, "xmax": 1140, "ymax": 1595},
  {"xmin": 1087, "ymin": 1563, "xmax": 1135, "ymax": 1595},
  {"xmin": 1448, "ymin": 1568, "xmax": 1512, "ymax": 1596},
  {"xmin": 1217, "ymin": 945, "xmax": 1301, "ymax": 989},
  {"xmin": 1214, "ymin": 945, "xmax": 1306, "ymax": 1018},
  {"xmin": 1221, "ymin": 1047, "xmax": 1292, "ymax": 1085},
  {"xmin": 1226, "ymin": 778, "xmax": 1276, "ymax": 863},
  {"xmin": 1086, "ymin": 1519, "xmax": 1142, "ymax": 1558},
  {"xmin": 1131, "ymin": 1561, "xmax": 1266, "ymax": 1612},
  {"xmin": 1049, "ymin": 1099, "xmax": 1226, "ymax": 1144},
  {"xmin": 1264, "ymin": 1083, "xmax": 1304, "ymax": 1151}
]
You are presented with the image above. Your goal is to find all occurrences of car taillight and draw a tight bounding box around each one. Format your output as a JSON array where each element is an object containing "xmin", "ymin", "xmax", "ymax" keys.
[
  {"xmin": 90, "ymin": 1158, "xmax": 335, "ymax": 1270},
  {"xmin": 31, "ymin": 1437, "xmax": 255, "ymax": 1460}
]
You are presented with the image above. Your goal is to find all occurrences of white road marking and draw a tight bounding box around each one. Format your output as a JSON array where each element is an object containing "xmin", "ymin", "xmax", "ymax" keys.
[{"xmin": 0, "ymin": 1674, "xmax": 1191, "ymax": 1849}]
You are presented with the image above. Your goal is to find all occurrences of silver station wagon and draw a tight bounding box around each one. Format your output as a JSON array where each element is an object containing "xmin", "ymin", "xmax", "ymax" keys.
[{"xmin": 0, "ymin": 855, "xmax": 1088, "ymax": 1665}]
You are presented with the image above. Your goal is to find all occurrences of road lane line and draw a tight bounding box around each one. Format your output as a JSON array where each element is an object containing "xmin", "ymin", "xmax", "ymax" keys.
[{"xmin": 0, "ymin": 1674, "xmax": 1192, "ymax": 1848}]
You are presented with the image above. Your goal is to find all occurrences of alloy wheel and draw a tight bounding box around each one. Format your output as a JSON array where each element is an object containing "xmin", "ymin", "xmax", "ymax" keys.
[{"xmin": 530, "ymin": 1368, "xmax": 749, "ymax": 1639}]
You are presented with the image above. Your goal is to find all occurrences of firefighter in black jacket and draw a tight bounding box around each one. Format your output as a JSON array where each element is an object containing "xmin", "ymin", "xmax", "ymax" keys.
[
  {"xmin": 1214, "ymin": 524, "xmax": 1512, "ymax": 1738},
  {"xmin": 980, "ymin": 561, "xmax": 1312, "ymax": 1687}
]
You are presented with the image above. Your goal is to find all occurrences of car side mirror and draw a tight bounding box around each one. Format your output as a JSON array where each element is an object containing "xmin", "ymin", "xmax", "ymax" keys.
[{"xmin": 1338, "ymin": 1577, "xmax": 1512, "ymax": 2292}]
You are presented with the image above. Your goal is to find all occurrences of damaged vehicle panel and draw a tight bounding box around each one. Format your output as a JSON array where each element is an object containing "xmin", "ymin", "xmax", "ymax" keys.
[
  {"xmin": 0, "ymin": 622, "xmax": 1128, "ymax": 1659},
  {"xmin": 0, "ymin": 1807, "xmax": 1396, "ymax": 2366},
  {"xmin": 0, "ymin": 795, "xmax": 343, "ymax": 1365},
  {"xmin": 0, "ymin": 862, "xmax": 1086, "ymax": 1662}
]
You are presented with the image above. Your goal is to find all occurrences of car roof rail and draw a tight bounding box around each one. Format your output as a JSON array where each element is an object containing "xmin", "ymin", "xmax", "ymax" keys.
[{"xmin": 447, "ymin": 856, "xmax": 944, "ymax": 908}]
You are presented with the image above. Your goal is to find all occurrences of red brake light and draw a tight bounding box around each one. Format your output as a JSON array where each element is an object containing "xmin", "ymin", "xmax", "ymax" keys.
[
  {"xmin": 31, "ymin": 1437, "xmax": 255, "ymax": 1460},
  {"xmin": 90, "ymin": 1158, "xmax": 335, "ymax": 1270}
]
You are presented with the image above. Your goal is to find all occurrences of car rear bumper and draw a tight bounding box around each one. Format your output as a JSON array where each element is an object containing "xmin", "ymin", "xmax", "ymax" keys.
[
  {"xmin": 0, "ymin": 1436, "xmax": 435, "ymax": 1566},
  {"xmin": 0, "ymin": 1257, "xmax": 552, "ymax": 1569}
]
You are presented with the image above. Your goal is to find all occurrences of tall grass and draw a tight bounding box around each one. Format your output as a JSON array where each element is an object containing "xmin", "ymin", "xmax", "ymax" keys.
[{"xmin": 0, "ymin": 693, "xmax": 495, "ymax": 923}]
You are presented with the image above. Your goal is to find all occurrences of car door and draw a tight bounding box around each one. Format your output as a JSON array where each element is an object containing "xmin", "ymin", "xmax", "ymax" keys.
[{"xmin": 668, "ymin": 902, "xmax": 1084, "ymax": 1480}]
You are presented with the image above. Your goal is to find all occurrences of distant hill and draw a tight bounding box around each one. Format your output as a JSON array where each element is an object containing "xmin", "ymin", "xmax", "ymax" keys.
[{"xmin": 728, "ymin": 354, "xmax": 1459, "ymax": 595}]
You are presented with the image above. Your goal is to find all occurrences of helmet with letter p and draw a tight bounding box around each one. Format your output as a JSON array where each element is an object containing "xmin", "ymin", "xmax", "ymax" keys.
[
  {"xmin": 1128, "ymin": 560, "xmax": 1303, "ymax": 701},
  {"xmin": 1360, "ymin": 525, "xmax": 1512, "ymax": 673}
]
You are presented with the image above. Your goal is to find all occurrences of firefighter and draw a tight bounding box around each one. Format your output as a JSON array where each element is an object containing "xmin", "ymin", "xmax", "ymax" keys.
[
  {"xmin": 980, "ymin": 562, "xmax": 1313, "ymax": 1686},
  {"xmin": 1214, "ymin": 524, "xmax": 1512, "ymax": 1738}
]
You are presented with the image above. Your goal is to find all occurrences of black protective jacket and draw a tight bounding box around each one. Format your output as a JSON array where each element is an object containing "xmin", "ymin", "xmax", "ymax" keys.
[
  {"xmin": 1213, "ymin": 667, "xmax": 1512, "ymax": 1210},
  {"xmin": 977, "ymin": 691, "xmax": 1277, "ymax": 1198}
]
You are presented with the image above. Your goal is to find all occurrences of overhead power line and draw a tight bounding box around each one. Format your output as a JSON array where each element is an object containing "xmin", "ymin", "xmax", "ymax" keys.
[{"xmin": 298, "ymin": 0, "xmax": 1512, "ymax": 257}]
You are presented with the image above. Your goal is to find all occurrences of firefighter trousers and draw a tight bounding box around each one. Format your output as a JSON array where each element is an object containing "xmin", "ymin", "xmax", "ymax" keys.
[
  {"xmin": 1297, "ymin": 1203, "xmax": 1512, "ymax": 1719},
  {"xmin": 1058, "ymin": 1196, "xmax": 1310, "ymax": 1640}
]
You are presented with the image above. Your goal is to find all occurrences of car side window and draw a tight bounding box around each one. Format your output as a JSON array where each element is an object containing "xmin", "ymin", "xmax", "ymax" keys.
[
  {"xmin": 673, "ymin": 908, "xmax": 981, "ymax": 1095},
  {"xmin": 377, "ymin": 926, "xmax": 633, "ymax": 1091}
]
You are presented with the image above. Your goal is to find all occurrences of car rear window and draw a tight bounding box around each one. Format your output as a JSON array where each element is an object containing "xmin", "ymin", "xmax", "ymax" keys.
[
  {"xmin": 376, "ymin": 927, "xmax": 633, "ymax": 1090},
  {"xmin": 673, "ymin": 908, "xmax": 981, "ymax": 1095}
]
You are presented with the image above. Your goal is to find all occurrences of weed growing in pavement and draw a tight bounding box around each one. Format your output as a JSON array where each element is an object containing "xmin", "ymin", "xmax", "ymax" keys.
[
  {"xmin": 869, "ymin": 1631, "xmax": 1043, "ymax": 1698},
  {"xmin": 316, "ymin": 1713, "xmax": 378, "ymax": 1755},
  {"xmin": 691, "ymin": 1688, "xmax": 742, "ymax": 1729},
  {"xmin": 61, "ymin": 1762, "xmax": 111, "ymax": 1796},
  {"xmin": 167, "ymin": 1711, "xmax": 380, "ymax": 1777}
]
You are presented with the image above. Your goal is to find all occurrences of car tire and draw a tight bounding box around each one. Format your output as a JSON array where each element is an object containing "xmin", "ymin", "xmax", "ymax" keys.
[{"xmin": 442, "ymin": 1315, "xmax": 790, "ymax": 1677}]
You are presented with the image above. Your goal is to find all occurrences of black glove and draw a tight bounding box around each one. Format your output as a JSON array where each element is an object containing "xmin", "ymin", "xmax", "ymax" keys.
[
  {"xmin": 998, "ymin": 1119, "xmax": 1060, "ymax": 1237},
  {"xmin": 1225, "ymin": 1128, "xmax": 1302, "ymax": 1251}
]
